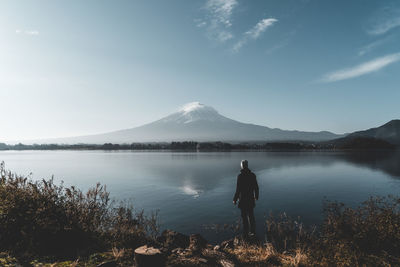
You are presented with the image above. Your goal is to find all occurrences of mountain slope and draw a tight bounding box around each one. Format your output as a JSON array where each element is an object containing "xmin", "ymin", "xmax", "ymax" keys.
[
  {"xmin": 22, "ymin": 102, "xmax": 343, "ymax": 144},
  {"xmin": 344, "ymin": 120, "xmax": 400, "ymax": 145}
]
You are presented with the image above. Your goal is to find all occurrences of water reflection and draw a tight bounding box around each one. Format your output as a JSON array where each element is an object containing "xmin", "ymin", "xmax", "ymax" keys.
[
  {"xmin": 141, "ymin": 151, "xmax": 400, "ymax": 198},
  {"xmin": 338, "ymin": 151, "xmax": 400, "ymax": 178}
]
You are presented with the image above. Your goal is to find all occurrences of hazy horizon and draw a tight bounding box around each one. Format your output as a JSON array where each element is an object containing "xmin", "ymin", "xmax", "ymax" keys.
[{"xmin": 1, "ymin": 0, "xmax": 400, "ymax": 141}]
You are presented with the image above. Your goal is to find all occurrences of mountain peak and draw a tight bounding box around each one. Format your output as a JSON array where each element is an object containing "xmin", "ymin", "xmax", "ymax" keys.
[{"xmin": 179, "ymin": 102, "xmax": 216, "ymax": 114}]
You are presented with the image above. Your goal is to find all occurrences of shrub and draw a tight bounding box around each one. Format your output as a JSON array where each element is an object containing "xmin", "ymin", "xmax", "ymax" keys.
[
  {"xmin": 264, "ymin": 196, "xmax": 400, "ymax": 266},
  {"xmin": 311, "ymin": 196, "xmax": 400, "ymax": 266},
  {"xmin": 0, "ymin": 162, "xmax": 158, "ymax": 259}
]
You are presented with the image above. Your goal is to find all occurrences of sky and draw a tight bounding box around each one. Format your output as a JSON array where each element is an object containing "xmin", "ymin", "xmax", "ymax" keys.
[{"xmin": 1, "ymin": 0, "xmax": 400, "ymax": 141}]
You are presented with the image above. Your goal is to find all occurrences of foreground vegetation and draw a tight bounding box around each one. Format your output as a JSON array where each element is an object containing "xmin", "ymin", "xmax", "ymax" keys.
[
  {"xmin": 0, "ymin": 162, "xmax": 399, "ymax": 266},
  {"xmin": 0, "ymin": 162, "xmax": 159, "ymax": 265}
]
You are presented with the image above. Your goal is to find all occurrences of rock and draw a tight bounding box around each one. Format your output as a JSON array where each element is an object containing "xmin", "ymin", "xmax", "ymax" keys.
[
  {"xmin": 157, "ymin": 230, "xmax": 190, "ymax": 250},
  {"xmin": 96, "ymin": 261, "xmax": 117, "ymax": 267},
  {"xmin": 134, "ymin": 245, "xmax": 165, "ymax": 267},
  {"xmin": 189, "ymin": 234, "xmax": 207, "ymax": 252},
  {"xmin": 213, "ymin": 245, "xmax": 221, "ymax": 251}
]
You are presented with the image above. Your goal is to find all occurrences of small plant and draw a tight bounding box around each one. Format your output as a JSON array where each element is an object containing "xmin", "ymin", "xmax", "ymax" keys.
[{"xmin": 265, "ymin": 212, "xmax": 314, "ymax": 252}]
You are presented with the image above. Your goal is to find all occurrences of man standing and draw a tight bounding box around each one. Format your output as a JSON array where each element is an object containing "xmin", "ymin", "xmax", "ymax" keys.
[{"xmin": 233, "ymin": 160, "xmax": 259, "ymax": 237}]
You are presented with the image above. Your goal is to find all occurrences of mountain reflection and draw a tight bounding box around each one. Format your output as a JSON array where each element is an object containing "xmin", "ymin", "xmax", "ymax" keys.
[
  {"xmin": 142, "ymin": 151, "xmax": 400, "ymax": 197},
  {"xmin": 337, "ymin": 151, "xmax": 400, "ymax": 178}
]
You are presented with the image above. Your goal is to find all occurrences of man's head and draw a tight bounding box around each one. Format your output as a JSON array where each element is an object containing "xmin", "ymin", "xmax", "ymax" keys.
[{"xmin": 240, "ymin": 160, "xmax": 248, "ymax": 170}]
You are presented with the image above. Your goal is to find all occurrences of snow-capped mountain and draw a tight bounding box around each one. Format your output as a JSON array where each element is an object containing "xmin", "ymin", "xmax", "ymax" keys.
[
  {"xmin": 23, "ymin": 102, "xmax": 343, "ymax": 144},
  {"xmin": 159, "ymin": 102, "xmax": 231, "ymax": 124}
]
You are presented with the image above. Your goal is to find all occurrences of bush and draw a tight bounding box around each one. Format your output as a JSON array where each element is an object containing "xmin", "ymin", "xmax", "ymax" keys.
[
  {"xmin": 311, "ymin": 196, "xmax": 400, "ymax": 266},
  {"xmin": 0, "ymin": 162, "xmax": 158, "ymax": 259},
  {"xmin": 264, "ymin": 196, "xmax": 400, "ymax": 266}
]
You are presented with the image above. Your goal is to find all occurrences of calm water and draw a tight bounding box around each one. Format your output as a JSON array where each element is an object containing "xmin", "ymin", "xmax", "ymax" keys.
[{"xmin": 1, "ymin": 150, "xmax": 400, "ymax": 242}]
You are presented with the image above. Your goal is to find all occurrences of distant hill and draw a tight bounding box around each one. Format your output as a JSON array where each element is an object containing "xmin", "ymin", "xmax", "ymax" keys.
[
  {"xmin": 345, "ymin": 120, "xmax": 400, "ymax": 145},
  {"xmin": 328, "ymin": 120, "xmax": 400, "ymax": 149},
  {"xmin": 18, "ymin": 102, "xmax": 343, "ymax": 144},
  {"xmin": 332, "ymin": 137, "xmax": 396, "ymax": 150}
]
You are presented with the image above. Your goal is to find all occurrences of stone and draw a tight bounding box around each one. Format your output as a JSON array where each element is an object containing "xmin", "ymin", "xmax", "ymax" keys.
[{"xmin": 134, "ymin": 245, "xmax": 165, "ymax": 267}]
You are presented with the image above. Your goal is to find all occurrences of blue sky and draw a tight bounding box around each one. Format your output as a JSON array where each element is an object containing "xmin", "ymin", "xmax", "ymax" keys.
[{"xmin": 1, "ymin": 0, "xmax": 400, "ymax": 141}]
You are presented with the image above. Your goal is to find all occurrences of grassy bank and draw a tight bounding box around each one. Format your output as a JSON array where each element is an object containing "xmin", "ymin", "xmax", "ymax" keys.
[{"xmin": 0, "ymin": 162, "xmax": 399, "ymax": 266}]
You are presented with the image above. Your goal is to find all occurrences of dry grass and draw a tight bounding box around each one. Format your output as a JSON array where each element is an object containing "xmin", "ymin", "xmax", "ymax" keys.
[{"xmin": 226, "ymin": 243, "xmax": 309, "ymax": 266}]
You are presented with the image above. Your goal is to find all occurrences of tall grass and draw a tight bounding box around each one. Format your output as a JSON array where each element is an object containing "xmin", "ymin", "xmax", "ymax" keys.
[
  {"xmin": 239, "ymin": 197, "xmax": 400, "ymax": 266},
  {"xmin": 0, "ymin": 162, "xmax": 159, "ymax": 260}
]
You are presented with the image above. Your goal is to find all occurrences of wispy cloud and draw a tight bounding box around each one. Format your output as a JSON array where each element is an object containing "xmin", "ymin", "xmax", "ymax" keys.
[
  {"xmin": 197, "ymin": 0, "xmax": 238, "ymax": 42},
  {"xmin": 358, "ymin": 35, "xmax": 393, "ymax": 56},
  {"xmin": 232, "ymin": 18, "xmax": 277, "ymax": 52},
  {"xmin": 369, "ymin": 18, "xmax": 400, "ymax": 35},
  {"xmin": 246, "ymin": 18, "xmax": 277, "ymax": 39},
  {"xmin": 321, "ymin": 53, "xmax": 400, "ymax": 82},
  {"xmin": 368, "ymin": 7, "xmax": 400, "ymax": 35},
  {"xmin": 16, "ymin": 29, "xmax": 39, "ymax": 36}
]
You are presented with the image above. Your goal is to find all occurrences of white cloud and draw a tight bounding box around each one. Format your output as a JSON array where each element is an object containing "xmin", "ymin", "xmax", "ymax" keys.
[
  {"xmin": 232, "ymin": 39, "xmax": 246, "ymax": 52},
  {"xmin": 321, "ymin": 53, "xmax": 400, "ymax": 82},
  {"xmin": 369, "ymin": 17, "xmax": 400, "ymax": 35},
  {"xmin": 200, "ymin": 0, "xmax": 238, "ymax": 42},
  {"xmin": 368, "ymin": 7, "xmax": 400, "ymax": 35},
  {"xmin": 217, "ymin": 31, "xmax": 233, "ymax": 42},
  {"xmin": 232, "ymin": 18, "xmax": 277, "ymax": 52},
  {"xmin": 358, "ymin": 36, "xmax": 392, "ymax": 56},
  {"xmin": 16, "ymin": 29, "xmax": 39, "ymax": 36},
  {"xmin": 206, "ymin": 0, "xmax": 237, "ymax": 27},
  {"xmin": 246, "ymin": 18, "xmax": 277, "ymax": 39}
]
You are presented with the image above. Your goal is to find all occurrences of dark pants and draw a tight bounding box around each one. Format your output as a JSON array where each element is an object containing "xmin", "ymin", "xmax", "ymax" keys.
[{"xmin": 240, "ymin": 207, "xmax": 256, "ymax": 235}]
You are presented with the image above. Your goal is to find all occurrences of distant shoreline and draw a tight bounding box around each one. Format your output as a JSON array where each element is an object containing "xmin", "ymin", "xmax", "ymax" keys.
[{"xmin": 0, "ymin": 138, "xmax": 397, "ymax": 151}]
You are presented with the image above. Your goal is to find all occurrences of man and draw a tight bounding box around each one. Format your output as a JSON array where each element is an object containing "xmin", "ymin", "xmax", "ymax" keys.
[{"xmin": 233, "ymin": 159, "xmax": 259, "ymax": 237}]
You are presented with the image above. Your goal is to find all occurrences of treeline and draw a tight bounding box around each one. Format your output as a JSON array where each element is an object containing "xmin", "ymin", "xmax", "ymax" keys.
[
  {"xmin": 0, "ymin": 141, "xmax": 318, "ymax": 151},
  {"xmin": 0, "ymin": 137, "xmax": 396, "ymax": 151}
]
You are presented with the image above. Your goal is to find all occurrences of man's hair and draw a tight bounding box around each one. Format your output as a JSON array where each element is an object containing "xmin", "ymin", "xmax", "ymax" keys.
[{"xmin": 241, "ymin": 160, "xmax": 248, "ymax": 169}]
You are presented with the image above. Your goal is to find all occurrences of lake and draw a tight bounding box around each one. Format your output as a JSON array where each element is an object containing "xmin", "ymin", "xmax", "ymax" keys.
[{"xmin": 1, "ymin": 150, "xmax": 399, "ymax": 243}]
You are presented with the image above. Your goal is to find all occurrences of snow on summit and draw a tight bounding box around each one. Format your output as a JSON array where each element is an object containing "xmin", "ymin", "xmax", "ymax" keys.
[
  {"xmin": 180, "ymin": 102, "xmax": 204, "ymax": 113},
  {"xmin": 175, "ymin": 102, "xmax": 223, "ymax": 123},
  {"xmin": 180, "ymin": 102, "xmax": 217, "ymax": 114}
]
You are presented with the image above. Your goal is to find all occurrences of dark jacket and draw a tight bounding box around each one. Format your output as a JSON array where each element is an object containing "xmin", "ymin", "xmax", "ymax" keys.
[{"xmin": 233, "ymin": 168, "xmax": 259, "ymax": 209}]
